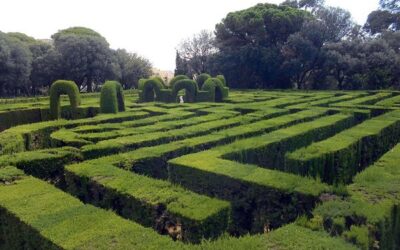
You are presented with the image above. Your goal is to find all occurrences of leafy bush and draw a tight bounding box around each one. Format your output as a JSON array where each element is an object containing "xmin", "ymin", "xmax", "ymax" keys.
[
  {"xmin": 100, "ymin": 81, "xmax": 125, "ymax": 114},
  {"xmin": 49, "ymin": 80, "xmax": 81, "ymax": 119},
  {"xmin": 172, "ymin": 79, "xmax": 198, "ymax": 103}
]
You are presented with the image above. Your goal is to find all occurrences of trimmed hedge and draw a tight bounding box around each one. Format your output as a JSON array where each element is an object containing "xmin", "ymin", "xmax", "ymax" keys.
[
  {"xmin": 0, "ymin": 168, "xmax": 178, "ymax": 249},
  {"xmin": 152, "ymin": 76, "xmax": 166, "ymax": 87},
  {"xmin": 49, "ymin": 80, "xmax": 81, "ymax": 120},
  {"xmin": 65, "ymin": 159, "xmax": 230, "ymax": 243},
  {"xmin": 169, "ymin": 75, "xmax": 189, "ymax": 88},
  {"xmin": 201, "ymin": 78, "xmax": 227, "ymax": 102},
  {"xmin": 0, "ymin": 147, "xmax": 81, "ymax": 181},
  {"xmin": 216, "ymin": 75, "xmax": 227, "ymax": 86},
  {"xmin": 309, "ymin": 143, "xmax": 400, "ymax": 249},
  {"xmin": 286, "ymin": 110, "xmax": 400, "ymax": 184},
  {"xmin": 81, "ymin": 110, "xmax": 240, "ymax": 158},
  {"xmin": 172, "ymin": 79, "xmax": 198, "ymax": 103},
  {"xmin": 139, "ymin": 78, "xmax": 165, "ymax": 102},
  {"xmin": 97, "ymin": 109, "xmax": 321, "ymax": 181},
  {"xmin": 100, "ymin": 81, "xmax": 125, "ymax": 114},
  {"xmin": 195, "ymin": 73, "xmax": 211, "ymax": 89},
  {"xmin": 137, "ymin": 74, "xmax": 229, "ymax": 103}
]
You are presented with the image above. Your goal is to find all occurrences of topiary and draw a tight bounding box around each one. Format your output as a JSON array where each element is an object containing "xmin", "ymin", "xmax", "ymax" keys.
[
  {"xmin": 49, "ymin": 80, "xmax": 81, "ymax": 119},
  {"xmin": 201, "ymin": 78, "xmax": 226, "ymax": 102},
  {"xmin": 151, "ymin": 76, "xmax": 166, "ymax": 87},
  {"xmin": 139, "ymin": 78, "xmax": 165, "ymax": 102},
  {"xmin": 172, "ymin": 79, "xmax": 198, "ymax": 103},
  {"xmin": 169, "ymin": 75, "xmax": 189, "ymax": 88},
  {"xmin": 216, "ymin": 75, "xmax": 227, "ymax": 86},
  {"xmin": 100, "ymin": 81, "xmax": 125, "ymax": 114},
  {"xmin": 196, "ymin": 73, "xmax": 211, "ymax": 89}
]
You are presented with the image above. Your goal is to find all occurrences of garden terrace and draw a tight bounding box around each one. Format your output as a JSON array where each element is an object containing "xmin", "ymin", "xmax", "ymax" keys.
[{"xmin": 0, "ymin": 90, "xmax": 399, "ymax": 249}]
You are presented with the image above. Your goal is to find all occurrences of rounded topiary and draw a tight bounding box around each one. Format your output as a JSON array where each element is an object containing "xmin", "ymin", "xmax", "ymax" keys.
[
  {"xmin": 196, "ymin": 73, "xmax": 211, "ymax": 89},
  {"xmin": 100, "ymin": 81, "xmax": 125, "ymax": 114},
  {"xmin": 49, "ymin": 80, "xmax": 81, "ymax": 119},
  {"xmin": 169, "ymin": 75, "xmax": 189, "ymax": 88},
  {"xmin": 151, "ymin": 76, "xmax": 166, "ymax": 87},
  {"xmin": 172, "ymin": 79, "xmax": 198, "ymax": 103},
  {"xmin": 202, "ymin": 78, "xmax": 226, "ymax": 102},
  {"xmin": 216, "ymin": 75, "xmax": 227, "ymax": 86},
  {"xmin": 139, "ymin": 78, "xmax": 165, "ymax": 102}
]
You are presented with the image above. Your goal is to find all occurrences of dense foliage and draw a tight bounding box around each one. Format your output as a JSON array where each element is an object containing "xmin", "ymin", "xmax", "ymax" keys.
[
  {"xmin": 0, "ymin": 27, "xmax": 152, "ymax": 97},
  {"xmin": 176, "ymin": 1, "xmax": 400, "ymax": 90}
]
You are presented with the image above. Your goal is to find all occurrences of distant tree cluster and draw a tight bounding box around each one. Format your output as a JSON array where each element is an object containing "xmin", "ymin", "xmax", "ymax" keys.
[
  {"xmin": 176, "ymin": 1, "xmax": 400, "ymax": 90},
  {"xmin": 0, "ymin": 27, "xmax": 152, "ymax": 97}
]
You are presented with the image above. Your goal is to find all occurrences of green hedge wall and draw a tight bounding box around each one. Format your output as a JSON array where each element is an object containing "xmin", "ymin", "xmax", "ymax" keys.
[
  {"xmin": 49, "ymin": 80, "xmax": 81, "ymax": 120},
  {"xmin": 172, "ymin": 79, "xmax": 198, "ymax": 103},
  {"xmin": 100, "ymin": 81, "xmax": 125, "ymax": 114}
]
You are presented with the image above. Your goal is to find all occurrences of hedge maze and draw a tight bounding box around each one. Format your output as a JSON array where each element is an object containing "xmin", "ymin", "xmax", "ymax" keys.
[{"xmin": 0, "ymin": 89, "xmax": 399, "ymax": 249}]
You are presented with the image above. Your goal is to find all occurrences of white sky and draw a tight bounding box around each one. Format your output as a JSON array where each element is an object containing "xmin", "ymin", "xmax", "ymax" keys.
[{"xmin": 1, "ymin": 0, "xmax": 379, "ymax": 71}]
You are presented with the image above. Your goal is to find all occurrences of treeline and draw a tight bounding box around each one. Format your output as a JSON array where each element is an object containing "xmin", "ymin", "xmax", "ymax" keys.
[
  {"xmin": 175, "ymin": 0, "xmax": 400, "ymax": 90},
  {"xmin": 0, "ymin": 27, "xmax": 152, "ymax": 97}
]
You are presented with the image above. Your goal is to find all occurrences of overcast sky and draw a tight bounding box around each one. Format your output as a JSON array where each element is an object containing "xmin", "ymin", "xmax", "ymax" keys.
[{"xmin": 0, "ymin": 0, "xmax": 378, "ymax": 71}]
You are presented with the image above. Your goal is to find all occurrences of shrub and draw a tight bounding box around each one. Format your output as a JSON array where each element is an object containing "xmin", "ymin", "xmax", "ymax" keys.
[
  {"xmin": 202, "ymin": 78, "xmax": 226, "ymax": 102},
  {"xmin": 196, "ymin": 73, "xmax": 211, "ymax": 89},
  {"xmin": 49, "ymin": 80, "xmax": 80, "ymax": 120},
  {"xmin": 139, "ymin": 79, "xmax": 165, "ymax": 102},
  {"xmin": 100, "ymin": 81, "xmax": 125, "ymax": 114},
  {"xmin": 169, "ymin": 75, "xmax": 189, "ymax": 88},
  {"xmin": 172, "ymin": 79, "xmax": 198, "ymax": 103}
]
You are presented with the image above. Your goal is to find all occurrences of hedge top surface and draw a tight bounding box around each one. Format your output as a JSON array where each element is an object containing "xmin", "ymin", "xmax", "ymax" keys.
[
  {"xmin": 0, "ymin": 168, "xmax": 178, "ymax": 249},
  {"xmin": 287, "ymin": 110, "xmax": 400, "ymax": 161}
]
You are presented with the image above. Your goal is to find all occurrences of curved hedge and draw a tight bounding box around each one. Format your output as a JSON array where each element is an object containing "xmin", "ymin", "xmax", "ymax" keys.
[
  {"xmin": 172, "ymin": 79, "xmax": 198, "ymax": 103},
  {"xmin": 196, "ymin": 73, "xmax": 211, "ymax": 89},
  {"xmin": 216, "ymin": 75, "xmax": 227, "ymax": 87},
  {"xmin": 49, "ymin": 80, "xmax": 80, "ymax": 119},
  {"xmin": 100, "ymin": 81, "xmax": 125, "ymax": 114},
  {"xmin": 201, "ymin": 78, "xmax": 226, "ymax": 102},
  {"xmin": 169, "ymin": 75, "xmax": 189, "ymax": 88},
  {"xmin": 139, "ymin": 78, "xmax": 165, "ymax": 102},
  {"xmin": 151, "ymin": 76, "xmax": 166, "ymax": 87}
]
